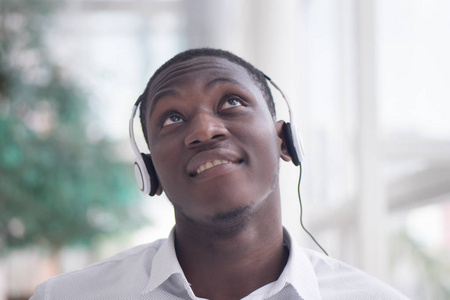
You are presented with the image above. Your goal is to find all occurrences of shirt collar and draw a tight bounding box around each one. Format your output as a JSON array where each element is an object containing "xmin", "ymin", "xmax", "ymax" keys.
[
  {"xmin": 264, "ymin": 227, "xmax": 322, "ymax": 299},
  {"xmin": 142, "ymin": 228, "xmax": 195, "ymax": 297},
  {"xmin": 142, "ymin": 227, "xmax": 322, "ymax": 299}
]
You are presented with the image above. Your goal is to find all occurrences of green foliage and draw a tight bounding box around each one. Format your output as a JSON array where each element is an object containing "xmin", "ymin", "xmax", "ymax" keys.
[{"xmin": 0, "ymin": 0, "xmax": 145, "ymax": 253}]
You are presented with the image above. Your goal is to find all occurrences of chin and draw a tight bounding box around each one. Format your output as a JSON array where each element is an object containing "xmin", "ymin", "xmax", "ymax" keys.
[{"xmin": 207, "ymin": 203, "xmax": 254, "ymax": 238}]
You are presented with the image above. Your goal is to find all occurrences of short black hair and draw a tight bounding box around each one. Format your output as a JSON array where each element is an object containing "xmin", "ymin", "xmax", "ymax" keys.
[{"xmin": 139, "ymin": 48, "xmax": 275, "ymax": 145}]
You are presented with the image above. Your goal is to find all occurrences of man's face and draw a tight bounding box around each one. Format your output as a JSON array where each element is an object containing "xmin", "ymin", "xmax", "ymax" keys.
[{"xmin": 146, "ymin": 56, "xmax": 286, "ymax": 225}]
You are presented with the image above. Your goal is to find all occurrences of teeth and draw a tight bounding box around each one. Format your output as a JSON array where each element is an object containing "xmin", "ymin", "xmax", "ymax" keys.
[{"xmin": 196, "ymin": 160, "xmax": 232, "ymax": 174}]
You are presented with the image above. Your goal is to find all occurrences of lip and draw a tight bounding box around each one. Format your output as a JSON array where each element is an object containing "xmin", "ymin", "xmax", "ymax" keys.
[{"xmin": 187, "ymin": 149, "xmax": 243, "ymax": 177}]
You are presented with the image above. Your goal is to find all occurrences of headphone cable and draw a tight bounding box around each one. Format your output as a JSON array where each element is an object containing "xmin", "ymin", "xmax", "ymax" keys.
[{"xmin": 297, "ymin": 162, "xmax": 329, "ymax": 256}]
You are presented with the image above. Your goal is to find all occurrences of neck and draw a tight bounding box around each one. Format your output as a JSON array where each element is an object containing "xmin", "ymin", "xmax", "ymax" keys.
[{"xmin": 174, "ymin": 196, "xmax": 287, "ymax": 300}]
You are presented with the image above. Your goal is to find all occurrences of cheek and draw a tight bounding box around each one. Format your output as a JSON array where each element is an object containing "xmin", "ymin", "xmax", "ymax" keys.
[
  {"xmin": 243, "ymin": 119, "xmax": 280, "ymax": 159},
  {"xmin": 236, "ymin": 121, "xmax": 281, "ymax": 189},
  {"xmin": 150, "ymin": 139, "xmax": 183, "ymax": 186},
  {"xmin": 152, "ymin": 153, "xmax": 187, "ymax": 207}
]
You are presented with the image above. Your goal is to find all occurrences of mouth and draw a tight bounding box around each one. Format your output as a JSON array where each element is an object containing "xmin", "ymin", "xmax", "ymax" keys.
[
  {"xmin": 187, "ymin": 149, "xmax": 244, "ymax": 177},
  {"xmin": 195, "ymin": 159, "xmax": 238, "ymax": 175}
]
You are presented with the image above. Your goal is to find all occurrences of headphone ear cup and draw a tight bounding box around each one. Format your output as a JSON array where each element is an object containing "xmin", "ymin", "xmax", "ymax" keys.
[
  {"xmin": 282, "ymin": 123, "xmax": 301, "ymax": 166},
  {"xmin": 141, "ymin": 154, "xmax": 160, "ymax": 196}
]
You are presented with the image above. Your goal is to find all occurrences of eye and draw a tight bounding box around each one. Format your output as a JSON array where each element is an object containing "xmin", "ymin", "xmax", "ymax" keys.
[
  {"xmin": 220, "ymin": 97, "xmax": 243, "ymax": 111},
  {"xmin": 162, "ymin": 114, "xmax": 184, "ymax": 127}
]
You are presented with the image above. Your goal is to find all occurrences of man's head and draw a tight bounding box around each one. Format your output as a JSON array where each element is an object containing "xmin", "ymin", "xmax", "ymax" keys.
[
  {"xmin": 138, "ymin": 49, "xmax": 291, "ymax": 234},
  {"xmin": 139, "ymin": 48, "xmax": 275, "ymax": 145}
]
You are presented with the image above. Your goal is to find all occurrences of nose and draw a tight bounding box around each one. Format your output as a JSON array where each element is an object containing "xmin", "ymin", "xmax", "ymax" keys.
[{"xmin": 184, "ymin": 112, "xmax": 228, "ymax": 147}]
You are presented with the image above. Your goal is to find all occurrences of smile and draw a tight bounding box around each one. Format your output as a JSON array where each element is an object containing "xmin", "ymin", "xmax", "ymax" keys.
[
  {"xmin": 187, "ymin": 149, "xmax": 244, "ymax": 177},
  {"xmin": 196, "ymin": 160, "xmax": 234, "ymax": 175}
]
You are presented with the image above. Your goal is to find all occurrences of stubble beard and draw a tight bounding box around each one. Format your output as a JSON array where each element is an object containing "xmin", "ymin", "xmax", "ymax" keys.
[
  {"xmin": 174, "ymin": 202, "xmax": 255, "ymax": 239},
  {"xmin": 172, "ymin": 170, "xmax": 280, "ymax": 239}
]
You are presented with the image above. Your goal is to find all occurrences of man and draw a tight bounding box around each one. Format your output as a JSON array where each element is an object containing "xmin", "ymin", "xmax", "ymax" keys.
[{"xmin": 31, "ymin": 48, "xmax": 408, "ymax": 299}]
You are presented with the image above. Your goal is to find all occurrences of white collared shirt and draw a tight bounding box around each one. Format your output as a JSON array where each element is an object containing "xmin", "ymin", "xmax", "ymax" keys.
[{"xmin": 30, "ymin": 228, "xmax": 408, "ymax": 299}]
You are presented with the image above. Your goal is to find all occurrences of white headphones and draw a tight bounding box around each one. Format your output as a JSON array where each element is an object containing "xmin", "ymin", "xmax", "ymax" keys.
[{"xmin": 129, "ymin": 96, "xmax": 159, "ymax": 196}]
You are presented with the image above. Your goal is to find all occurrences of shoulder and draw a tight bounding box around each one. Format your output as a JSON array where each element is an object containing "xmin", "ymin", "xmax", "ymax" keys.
[
  {"xmin": 300, "ymin": 248, "xmax": 409, "ymax": 299},
  {"xmin": 31, "ymin": 239, "xmax": 166, "ymax": 300}
]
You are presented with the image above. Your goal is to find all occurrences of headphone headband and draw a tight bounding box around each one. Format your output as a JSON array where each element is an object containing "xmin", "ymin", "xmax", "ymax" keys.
[{"xmin": 129, "ymin": 97, "xmax": 142, "ymax": 159}]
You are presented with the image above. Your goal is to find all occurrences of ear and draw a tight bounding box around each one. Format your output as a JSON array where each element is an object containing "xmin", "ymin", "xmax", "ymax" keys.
[
  {"xmin": 149, "ymin": 157, "xmax": 163, "ymax": 196},
  {"xmin": 155, "ymin": 184, "xmax": 163, "ymax": 196},
  {"xmin": 275, "ymin": 120, "xmax": 292, "ymax": 162},
  {"xmin": 142, "ymin": 154, "xmax": 163, "ymax": 196}
]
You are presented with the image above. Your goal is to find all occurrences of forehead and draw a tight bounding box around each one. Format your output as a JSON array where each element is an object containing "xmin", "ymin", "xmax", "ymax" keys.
[{"xmin": 146, "ymin": 56, "xmax": 259, "ymax": 106}]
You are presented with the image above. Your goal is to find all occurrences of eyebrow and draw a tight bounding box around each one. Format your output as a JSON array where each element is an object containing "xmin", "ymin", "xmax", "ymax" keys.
[
  {"xmin": 205, "ymin": 77, "xmax": 243, "ymax": 90},
  {"xmin": 148, "ymin": 89, "xmax": 179, "ymax": 118},
  {"xmin": 148, "ymin": 77, "xmax": 246, "ymax": 118}
]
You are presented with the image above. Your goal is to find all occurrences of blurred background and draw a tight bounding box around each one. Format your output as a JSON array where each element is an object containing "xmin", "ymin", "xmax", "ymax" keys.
[{"xmin": 1, "ymin": 0, "xmax": 449, "ymax": 299}]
